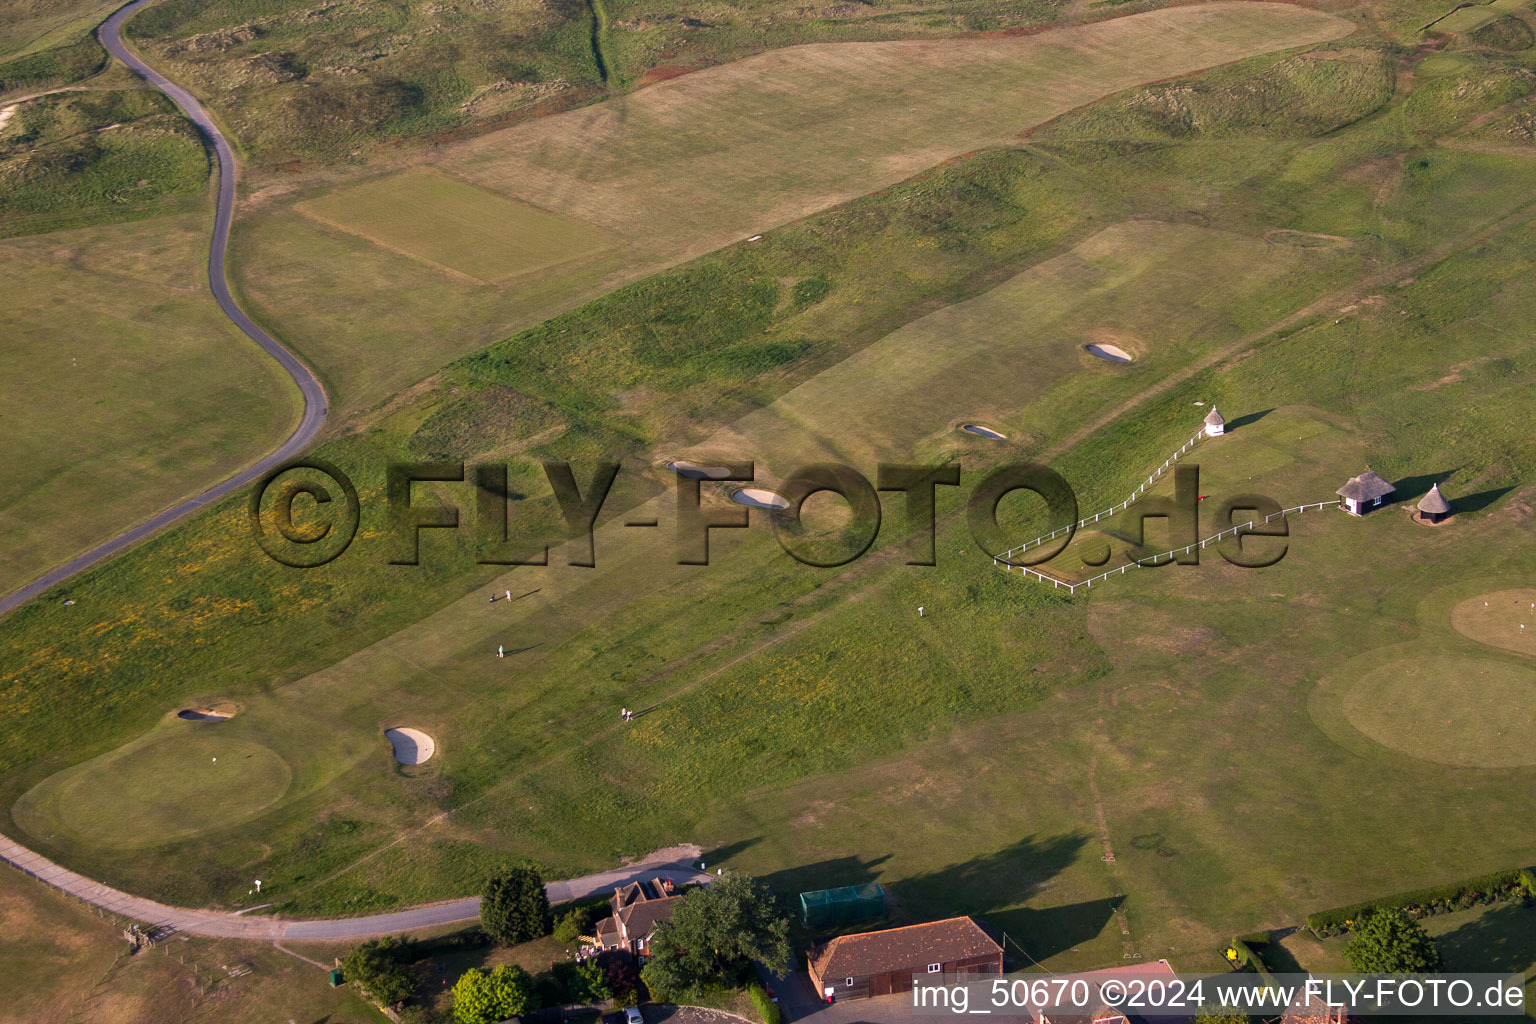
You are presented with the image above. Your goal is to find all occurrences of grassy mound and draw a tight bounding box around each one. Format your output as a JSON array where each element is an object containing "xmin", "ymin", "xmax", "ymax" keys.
[
  {"xmin": 1034, "ymin": 45, "xmax": 1395, "ymax": 141},
  {"xmin": 1338, "ymin": 655, "xmax": 1536, "ymax": 768},
  {"xmin": 1470, "ymin": 15, "xmax": 1535, "ymax": 50},
  {"xmin": 15, "ymin": 730, "xmax": 292, "ymax": 848},
  {"xmin": 0, "ymin": 90, "xmax": 208, "ymax": 237}
]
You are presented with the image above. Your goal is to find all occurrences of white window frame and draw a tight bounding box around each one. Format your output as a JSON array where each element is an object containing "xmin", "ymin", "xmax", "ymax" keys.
[
  {"xmin": 927, "ymin": 963, "xmax": 943, "ymax": 973},
  {"xmin": 845, "ymin": 977, "xmax": 854, "ymax": 987}
]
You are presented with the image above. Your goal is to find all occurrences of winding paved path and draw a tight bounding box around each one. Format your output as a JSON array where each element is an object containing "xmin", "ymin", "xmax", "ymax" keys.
[
  {"xmin": 0, "ymin": 0, "xmax": 328, "ymax": 619},
  {"xmin": 0, "ymin": 835, "xmax": 708, "ymax": 940}
]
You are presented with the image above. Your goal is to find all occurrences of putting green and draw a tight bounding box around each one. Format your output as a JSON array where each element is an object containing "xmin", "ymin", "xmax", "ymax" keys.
[
  {"xmin": 1338, "ymin": 655, "xmax": 1536, "ymax": 768},
  {"xmin": 1450, "ymin": 588, "xmax": 1536, "ymax": 659},
  {"xmin": 15, "ymin": 732, "xmax": 291, "ymax": 848}
]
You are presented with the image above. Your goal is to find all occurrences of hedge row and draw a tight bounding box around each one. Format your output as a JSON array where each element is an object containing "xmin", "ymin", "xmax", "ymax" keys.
[
  {"xmin": 1226, "ymin": 935, "xmax": 1277, "ymax": 984},
  {"xmin": 747, "ymin": 980, "xmax": 782, "ymax": 1024},
  {"xmin": 1306, "ymin": 868, "xmax": 1536, "ymax": 936}
]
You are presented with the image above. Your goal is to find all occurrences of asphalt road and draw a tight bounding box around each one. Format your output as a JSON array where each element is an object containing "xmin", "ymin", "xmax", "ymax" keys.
[
  {"xmin": 0, "ymin": 0, "xmax": 328, "ymax": 619},
  {"xmin": 0, "ymin": 834, "xmax": 710, "ymax": 940}
]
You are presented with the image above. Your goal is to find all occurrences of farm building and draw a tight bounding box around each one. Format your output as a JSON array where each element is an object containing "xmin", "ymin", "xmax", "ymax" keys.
[
  {"xmin": 591, "ymin": 877, "xmax": 682, "ymax": 960},
  {"xmin": 1416, "ymin": 482, "xmax": 1452, "ymax": 523},
  {"xmin": 1336, "ymin": 470, "xmax": 1395, "ymax": 515},
  {"xmin": 1203, "ymin": 407, "xmax": 1226, "ymax": 437},
  {"xmin": 806, "ymin": 916, "xmax": 1003, "ymax": 1000}
]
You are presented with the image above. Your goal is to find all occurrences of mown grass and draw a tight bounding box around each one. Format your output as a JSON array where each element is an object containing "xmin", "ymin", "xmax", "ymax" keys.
[
  {"xmin": 295, "ymin": 168, "xmax": 615, "ymax": 283},
  {"xmin": 121, "ymin": 0, "xmax": 1076, "ymax": 165},
  {"xmin": 0, "ymin": 89, "xmax": 210, "ymax": 237},
  {"xmin": 0, "ymin": 212, "xmax": 301, "ymax": 598},
  {"xmin": 8, "ymin": 30, "xmax": 1536, "ymax": 978},
  {"xmin": 231, "ymin": 2, "xmax": 1351, "ymax": 421}
]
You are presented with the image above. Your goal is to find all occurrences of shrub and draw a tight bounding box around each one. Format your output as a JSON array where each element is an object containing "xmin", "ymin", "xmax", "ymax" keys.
[
  {"xmin": 747, "ymin": 979, "xmax": 782, "ymax": 1024},
  {"xmin": 1344, "ymin": 909, "xmax": 1442, "ymax": 973},
  {"xmin": 1224, "ymin": 937, "xmax": 1276, "ymax": 984},
  {"xmin": 341, "ymin": 937, "xmax": 414, "ymax": 1007},
  {"xmin": 554, "ymin": 906, "xmax": 592, "ymax": 943},
  {"xmin": 454, "ymin": 965, "xmax": 539, "ymax": 1024}
]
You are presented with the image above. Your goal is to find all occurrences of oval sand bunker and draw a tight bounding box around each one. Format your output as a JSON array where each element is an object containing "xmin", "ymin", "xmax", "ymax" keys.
[
  {"xmin": 961, "ymin": 424, "xmax": 1007, "ymax": 440},
  {"xmin": 1085, "ymin": 343, "xmax": 1133, "ymax": 363},
  {"xmin": 385, "ymin": 727, "xmax": 436, "ymax": 765},
  {"xmin": 733, "ymin": 487, "xmax": 791, "ymax": 510},
  {"xmin": 177, "ymin": 706, "xmax": 234, "ymax": 722},
  {"xmin": 668, "ymin": 460, "xmax": 732, "ymax": 480}
]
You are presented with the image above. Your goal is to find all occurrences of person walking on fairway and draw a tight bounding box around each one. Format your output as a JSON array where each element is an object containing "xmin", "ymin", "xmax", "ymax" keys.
[
  {"xmin": 505, "ymin": 589, "xmax": 511, "ymax": 602},
  {"xmin": 497, "ymin": 645, "xmax": 504, "ymax": 658}
]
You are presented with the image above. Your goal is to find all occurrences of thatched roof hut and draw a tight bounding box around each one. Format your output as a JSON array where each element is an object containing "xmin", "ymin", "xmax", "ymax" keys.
[
  {"xmin": 1337, "ymin": 470, "xmax": 1395, "ymax": 515},
  {"xmin": 1203, "ymin": 407, "xmax": 1226, "ymax": 436},
  {"xmin": 1417, "ymin": 482, "xmax": 1451, "ymax": 522}
]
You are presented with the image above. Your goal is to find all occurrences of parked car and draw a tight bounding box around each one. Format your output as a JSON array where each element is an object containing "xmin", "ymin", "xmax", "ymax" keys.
[{"xmin": 626, "ymin": 1007, "xmax": 645, "ymax": 1024}]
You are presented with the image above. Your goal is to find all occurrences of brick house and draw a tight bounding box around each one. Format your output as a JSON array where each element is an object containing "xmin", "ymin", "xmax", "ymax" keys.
[
  {"xmin": 592, "ymin": 877, "xmax": 682, "ymax": 960},
  {"xmin": 806, "ymin": 916, "xmax": 1004, "ymax": 1000}
]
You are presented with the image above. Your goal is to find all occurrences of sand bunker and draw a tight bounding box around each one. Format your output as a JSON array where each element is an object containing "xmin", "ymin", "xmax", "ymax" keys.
[
  {"xmin": 733, "ymin": 487, "xmax": 791, "ymax": 510},
  {"xmin": 177, "ymin": 706, "xmax": 234, "ymax": 722},
  {"xmin": 961, "ymin": 424, "xmax": 1007, "ymax": 440},
  {"xmin": 668, "ymin": 460, "xmax": 733, "ymax": 480},
  {"xmin": 1085, "ymin": 343, "xmax": 1133, "ymax": 362},
  {"xmin": 385, "ymin": 727, "xmax": 436, "ymax": 765},
  {"xmin": 1265, "ymin": 228, "xmax": 1352, "ymax": 249}
]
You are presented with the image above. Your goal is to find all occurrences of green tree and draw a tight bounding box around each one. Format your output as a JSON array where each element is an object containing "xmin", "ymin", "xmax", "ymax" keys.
[
  {"xmin": 481, "ymin": 866, "xmax": 551, "ymax": 945},
  {"xmin": 453, "ymin": 964, "xmax": 538, "ymax": 1024},
  {"xmin": 341, "ymin": 937, "xmax": 413, "ymax": 1007},
  {"xmin": 641, "ymin": 872, "xmax": 792, "ymax": 998},
  {"xmin": 553, "ymin": 905, "xmax": 593, "ymax": 943},
  {"xmin": 1344, "ymin": 909, "xmax": 1443, "ymax": 973}
]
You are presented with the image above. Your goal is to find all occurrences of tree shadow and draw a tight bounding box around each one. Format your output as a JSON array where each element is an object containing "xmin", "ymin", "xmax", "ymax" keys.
[
  {"xmin": 1433, "ymin": 902, "xmax": 1536, "ymax": 975},
  {"xmin": 757, "ymin": 854, "xmax": 892, "ymax": 913},
  {"xmin": 987, "ymin": 896, "xmax": 1124, "ymax": 964},
  {"xmin": 699, "ymin": 836, "xmax": 764, "ymax": 867},
  {"xmin": 887, "ymin": 833, "xmax": 1097, "ymax": 960},
  {"xmin": 1451, "ymin": 486, "xmax": 1515, "ymax": 515},
  {"xmin": 1391, "ymin": 470, "xmax": 1459, "ymax": 503},
  {"xmin": 1225, "ymin": 408, "xmax": 1275, "ymax": 431}
]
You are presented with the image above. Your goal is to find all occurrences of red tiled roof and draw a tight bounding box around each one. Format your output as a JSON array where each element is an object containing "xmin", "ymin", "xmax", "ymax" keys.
[{"xmin": 810, "ymin": 917, "xmax": 1001, "ymax": 979}]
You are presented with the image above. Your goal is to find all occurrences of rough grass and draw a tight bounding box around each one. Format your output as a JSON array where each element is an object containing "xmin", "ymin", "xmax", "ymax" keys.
[
  {"xmin": 119, "ymin": 0, "xmax": 1079, "ymax": 165},
  {"xmin": 233, "ymin": 1, "xmax": 1353, "ymax": 420},
  {"xmin": 1470, "ymin": 14, "xmax": 1536, "ymax": 49},
  {"xmin": 295, "ymin": 168, "xmax": 615, "ymax": 283},
  {"xmin": 9, "ymin": 32, "xmax": 1536, "ymax": 977},
  {"xmin": 0, "ymin": 89, "xmax": 210, "ymax": 237},
  {"xmin": 441, "ymin": 4, "xmax": 1352, "ymax": 253},
  {"xmin": 0, "ymin": 35, "xmax": 105, "ymax": 97},
  {"xmin": 1033, "ymin": 44, "xmax": 1396, "ymax": 141},
  {"xmin": 0, "ymin": 212, "xmax": 301, "ymax": 598},
  {"xmin": 0, "ymin": 0, "xmax": 120, "ymax": 59},
  {"xmin": 0, "ymin": 867, "xmax": 385, "ymax": 1023}
]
